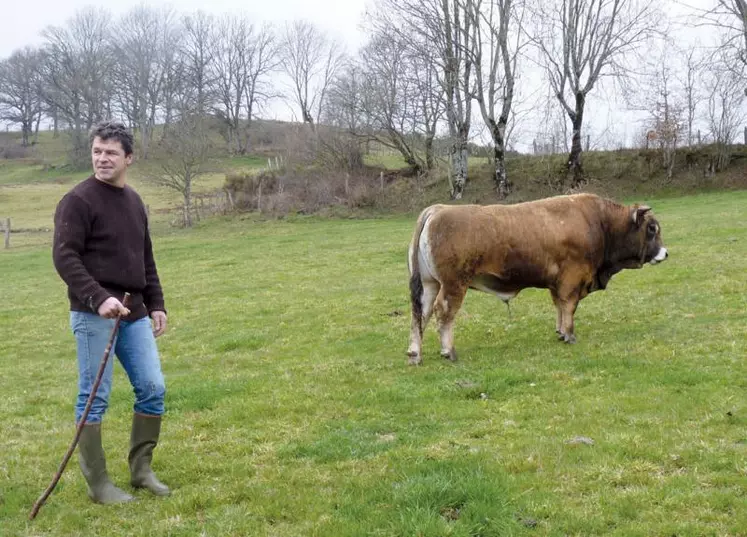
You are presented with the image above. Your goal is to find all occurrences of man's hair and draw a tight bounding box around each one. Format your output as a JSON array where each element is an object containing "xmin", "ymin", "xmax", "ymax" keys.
[{"xmin": 89, "ymin": 120, "xmax": 134, "ymax": 156}]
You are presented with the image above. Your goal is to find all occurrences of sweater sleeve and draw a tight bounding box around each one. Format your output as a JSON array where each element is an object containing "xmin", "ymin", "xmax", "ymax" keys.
[
  {"xmin": 142, "ymin": 219, "xmax": 166, "ymax": 314},
  {"xmin": 52, "ymin": 193, "xmax": 111, "ymax": 312}
]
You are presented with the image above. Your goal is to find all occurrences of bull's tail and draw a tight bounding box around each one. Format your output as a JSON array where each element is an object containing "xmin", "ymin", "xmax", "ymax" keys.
[{"xmin": 409, "ymin": 207, "xmax": 434, "ymax": 337}]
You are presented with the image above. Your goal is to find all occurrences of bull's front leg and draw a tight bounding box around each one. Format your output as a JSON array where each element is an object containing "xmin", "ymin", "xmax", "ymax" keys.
[
  {"xmin": 434, "ymin": 283, "xmax": 467, "ymax": 361},
  {"xmin": 554, "ymin": 286, "xmax": 580, "ymax": 344}
]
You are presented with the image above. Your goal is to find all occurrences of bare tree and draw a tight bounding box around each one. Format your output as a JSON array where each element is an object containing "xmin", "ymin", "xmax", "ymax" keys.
[
  {"xmin": 111, "ymin": 6, "xmax": 178, "ymax": 158},
  {"xmin": 357, "ymin": 32, "xmax": 430, "ymax": 173},
  {"xmin": 213, "ymin": 16, "xmax": 279, "ymax": 154},
  {"xmin": 322, "ymin": 62, "xmax": 383, "ymax": 172},
  {"xmin": 704, "ymin": 58, "xmax": 746, "ymax": 172},
  {"xmin": 714, "ymin": 1, "xmax": 747, "ymax": 67},
  {"xmin": 324, "ymin": 63, "xmax": 367, "ymax": 132},
  {"xmin": 626, "ymin": 38, "xmax": 684, "ymax": 180},
  {"xmin": 532, "ymin": 83, "xmax": 570, "ymax": 154},
  {"xmin": 466, "ymin": 0, "xmax": 527, "ymax": 198},
  {"xmin": 677, "ymin": 47, "xmax": 706, "ymax": 147},
  {"xmin": 159, "ymin": 29, "xmax": 186, "ymax": 138},
  {"xmin": 148, "ymin": 111, "xmax": 216, "ymax": 227},
  {"xmin": 434, "ymin": 0, "xmax": 475, "ymax": 199},
  {"xmin": 409, "ymin": 44, "xmax": 446, "ymax": 172},
  {"xmin": 648, "ymin": 62, "xmax": 684, "ymax": 180},
  {"xmin": 372, "ymin": 0, "xmax": 476, "ymax": 199},
  {"xmin": 0, "ymin": 47, "xmax": 44, "ymax": 146},
  {"xmin": 180, "ymin": 11, "xmax": 218, "ymax": 115},
  {"xmin": 280, "ymin": 20, "xmax": 346, "ymax": 127},
  {"xmin": 39, "ymin": 7, "xmax": 114, "ymax": 165},
  {"xmin": 530, "ymin": 0, "xmax": 658, "ymax": 186}
]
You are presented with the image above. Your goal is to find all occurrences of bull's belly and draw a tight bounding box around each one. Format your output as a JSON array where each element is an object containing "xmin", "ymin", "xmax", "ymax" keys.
[{"xmin": 468, "ymin": 274, "xmax": 527, "ymax": 302}]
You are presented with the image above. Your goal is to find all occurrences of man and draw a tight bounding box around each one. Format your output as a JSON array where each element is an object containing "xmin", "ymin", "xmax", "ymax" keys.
[{"xmin": 52, "ymin": 120, "xmax": 170, "ymax": 504}]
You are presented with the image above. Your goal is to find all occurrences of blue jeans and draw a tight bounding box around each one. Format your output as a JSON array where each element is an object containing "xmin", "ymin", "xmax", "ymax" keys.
[{"xmin": 71, "ymin": 311, "xmax": 166, "ymax": 424}]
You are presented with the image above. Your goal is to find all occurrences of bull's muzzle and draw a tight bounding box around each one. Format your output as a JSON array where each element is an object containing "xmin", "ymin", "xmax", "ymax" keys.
[{"xmin": 650, "ymin": 247, "xmax": 668, "ymax": 265}]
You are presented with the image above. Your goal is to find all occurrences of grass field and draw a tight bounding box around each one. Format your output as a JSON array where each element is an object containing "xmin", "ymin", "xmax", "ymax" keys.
[{"xmin": 1, "ymin": 170, "xmax": 747, "ymax": 536}]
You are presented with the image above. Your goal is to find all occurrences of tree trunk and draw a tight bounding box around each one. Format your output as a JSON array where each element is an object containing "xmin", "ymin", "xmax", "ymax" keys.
[
  {"xmin": 387, "ymin": 134, "xmax": 423, "ymax": 175},
  {"xmin": 566, "ymin": 92, "xmax": 585, "ymax": 186},
  {"xmin": 183, "ymin": 181, "xmax": 193, "ymax": 227},
  {"xmin": 21, "ymin": 122, "xmax": 30, "ymax": 147},
  {"xmin": 52, "ymin": 107, "xmax": 59, "ymax": 138},
  {"xmin": 450, "ymin": 135, "xmax": 468, "ymax": 200},
  {"xmin": 71, "ymin": 112, "xmax": 88, "ymax": 169},
  {"xmin": 491, "ymin": 121, "xmax": 510, "ymax": 199},
  {"xmin": 403, "ymin": 154, "xmax": 423, "ymax": 175},
  {"xmin": 665, "ymin": 146, "xmax": 675, "ymax": 181},
  {"xmin": 141, "ymin": 122, "xmax": 151, "ymax": 160},
  {"xmin": 235, "ymin": 119, "xmax": 243, "ymax": 155},
  {"xmin": 425, "ymin": 135, "xmax": 435, "ymax": 171},
  {"xmin": 33, "ymin": 113, "xmax": 42, "ymax": 145}
]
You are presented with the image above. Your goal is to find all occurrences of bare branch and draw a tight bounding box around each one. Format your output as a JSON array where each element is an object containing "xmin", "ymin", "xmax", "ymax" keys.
[
  {"xmin": 528, "ymin": 0, "xmax": 660, "ymax": 183},
  {"xmin": 279, "ymin": 20, "xmax": 346, "ymax": 127}
]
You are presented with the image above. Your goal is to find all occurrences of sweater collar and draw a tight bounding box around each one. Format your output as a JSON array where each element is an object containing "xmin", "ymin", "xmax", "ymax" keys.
[{"xmin": 89, "ymin": 174, "xmax": 127, "ymax": 193}]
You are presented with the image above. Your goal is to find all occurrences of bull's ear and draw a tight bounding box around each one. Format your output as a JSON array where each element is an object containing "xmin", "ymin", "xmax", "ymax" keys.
[{"xmin": 631, "ymin": 205, "xmax": 651, "ymax": 226}]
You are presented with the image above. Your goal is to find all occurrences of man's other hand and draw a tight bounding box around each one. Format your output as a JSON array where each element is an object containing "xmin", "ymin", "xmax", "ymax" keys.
[{"xmin": 151, "ymin": 311, "xmax": 167, "ymax": 337}]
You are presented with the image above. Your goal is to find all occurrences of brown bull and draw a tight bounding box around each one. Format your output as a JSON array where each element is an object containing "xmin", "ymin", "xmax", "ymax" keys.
[{"xmin": 406, "ymin": 193, "xmax": 668, "ymax": 365}]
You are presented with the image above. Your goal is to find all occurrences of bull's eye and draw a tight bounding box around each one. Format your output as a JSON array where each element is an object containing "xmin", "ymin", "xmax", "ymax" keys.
[{"xmin": 647, "ymin": 222, "xmax": 657, "ymax": 237}]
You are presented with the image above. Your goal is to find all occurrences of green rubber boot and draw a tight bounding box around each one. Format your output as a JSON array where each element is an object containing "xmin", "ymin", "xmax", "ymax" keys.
[
  {"xmin": 78, "ymin": 423, "xmax": 135, "ymax": 504},
  {"xmin": 128, "ymin": 414, "xmax": 171, "ymax": 496}
]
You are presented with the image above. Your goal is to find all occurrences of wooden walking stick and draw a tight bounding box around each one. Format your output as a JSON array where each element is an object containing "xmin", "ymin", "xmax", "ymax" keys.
[{"xmin": 29, "ymin": 293, "xmax": 131, "ymax": 520}]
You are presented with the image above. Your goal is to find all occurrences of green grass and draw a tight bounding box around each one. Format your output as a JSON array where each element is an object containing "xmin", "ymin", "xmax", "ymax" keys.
[{"xmin": 2, "ymin": 186, "xmax": 747, "ymax": 536}]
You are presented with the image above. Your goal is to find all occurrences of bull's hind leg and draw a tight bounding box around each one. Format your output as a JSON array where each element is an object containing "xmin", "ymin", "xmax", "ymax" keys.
[
  {"xmin": 550, "ymin": 290, "xmax": 563, "ymax": 335},
  {"xmin": 408, "ymin": 280, "xmax": 440, "ymax": 365},
  {"xmin": 434, "ymin": 283, "xmax": 467, "ymax": 362}
]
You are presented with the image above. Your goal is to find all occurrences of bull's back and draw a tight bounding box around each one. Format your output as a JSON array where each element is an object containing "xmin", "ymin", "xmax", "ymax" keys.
[{"xmin": 425, "ymin": 197, "xmax": 600, "ymax": 289}]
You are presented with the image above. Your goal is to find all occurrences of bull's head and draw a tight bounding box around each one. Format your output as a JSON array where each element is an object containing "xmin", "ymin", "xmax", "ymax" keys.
[
  {"xmin": 594, "ymin": 204, "xmax": 668, "ymax": 291},
  {"xmin": 631, "ymin": 205, "xmax": 668, "ymax": 265}
]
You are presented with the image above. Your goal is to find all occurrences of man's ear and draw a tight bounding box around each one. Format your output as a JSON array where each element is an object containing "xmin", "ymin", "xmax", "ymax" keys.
[
  {"xmin": 631, "ymin": 204, "xmax": 651, "ymax": 226},
  {"xmin": 125, "ymin": 154, "xmax": 133, "ymax": 166}
]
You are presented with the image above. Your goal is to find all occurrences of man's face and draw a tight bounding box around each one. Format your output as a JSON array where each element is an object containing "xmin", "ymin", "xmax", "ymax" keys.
[{"xmin": 91, "ymin": 137, "xmax": 132, "ymax": 185}]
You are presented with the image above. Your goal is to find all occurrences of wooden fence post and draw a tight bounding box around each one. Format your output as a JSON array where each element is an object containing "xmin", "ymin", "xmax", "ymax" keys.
[{"xmin": 4, "ymin": 218, "xmax": 10, "ymax": 249}]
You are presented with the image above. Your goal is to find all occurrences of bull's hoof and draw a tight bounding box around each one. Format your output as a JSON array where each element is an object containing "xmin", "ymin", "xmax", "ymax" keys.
[
  {"xmin": 441, "ymin": 349, "xmax": 458, "ymax": 362},
  {"xmin": 557, "ymin": 332, "xmax": 577, "ymax": 344},
  {"xmin": 563, "ymin": 333, "xmax": 577, "ymax": 344},
  {"xmin": 407, "ymin": 351, "xmax": 422, "ymax": 366}
]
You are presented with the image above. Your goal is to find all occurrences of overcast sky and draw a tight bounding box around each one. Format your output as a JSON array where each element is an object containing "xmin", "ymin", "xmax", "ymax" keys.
[
  {"xmin": 1, "ymin": 0, "xmax": 370, "ymax": 59},
  {"xmin": 1, "ymin": 0, "xmax": 741, "ymax": 152}
]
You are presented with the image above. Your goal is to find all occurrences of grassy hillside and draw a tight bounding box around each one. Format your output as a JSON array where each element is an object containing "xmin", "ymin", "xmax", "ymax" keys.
[
  {"xmin": 1, "ymin": 188, "xmax": 746, "ymax": 536},
  {"xmin": 380, "ymin": 146, "xmax": 747, "ymax": 211},
  {"xmin": 1, "ymin": 123, "xmax": 746, "ymax": 247},
  {"xmin": 0, "ymin": 135, "xmax": 267, "ymax": 249}
]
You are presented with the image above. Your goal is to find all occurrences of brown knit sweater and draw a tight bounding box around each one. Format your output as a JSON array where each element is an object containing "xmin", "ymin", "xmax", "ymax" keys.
[{"xmin": 52, "ymin": 175, "xmax": 165, "ymax": 321}]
